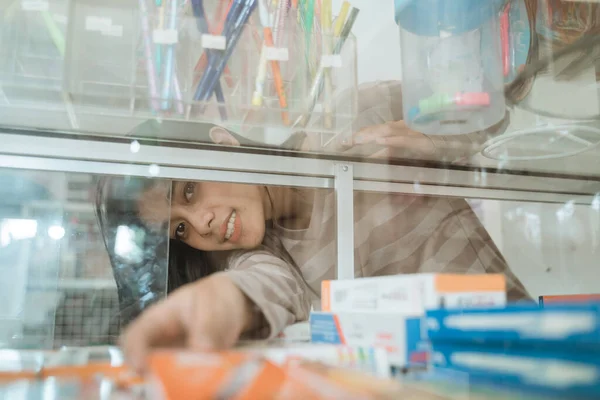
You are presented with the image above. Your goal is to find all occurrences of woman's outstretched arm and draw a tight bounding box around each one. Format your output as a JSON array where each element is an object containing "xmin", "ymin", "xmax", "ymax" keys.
[{"xmin": 121, "ymin": 250, "xmax": 311, "ymax": 371}]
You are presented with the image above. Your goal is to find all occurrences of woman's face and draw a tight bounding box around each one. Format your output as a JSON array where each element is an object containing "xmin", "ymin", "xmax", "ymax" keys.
[{"xmin": 138, "ymin": 180, "xmax": 271, "ymax": 251}]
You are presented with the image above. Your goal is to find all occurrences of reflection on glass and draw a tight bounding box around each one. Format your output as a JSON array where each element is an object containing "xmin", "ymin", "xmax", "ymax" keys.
[{"xmin": 0, "ymin": 169, "xmax": 169, "ymax": 350}]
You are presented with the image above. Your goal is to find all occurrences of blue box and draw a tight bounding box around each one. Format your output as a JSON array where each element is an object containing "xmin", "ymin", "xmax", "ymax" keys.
[
  {"xmin": 431, "ymin": 343, "xmax": 600, "ymax": 399},
  {"xmin": 426, "ymin": 303, "xmax": 600, "ymax": 348}
]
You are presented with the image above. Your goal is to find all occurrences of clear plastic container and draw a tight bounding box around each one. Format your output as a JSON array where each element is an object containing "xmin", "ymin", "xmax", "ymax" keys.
[
  {"xmin": 395, "ymin": 0, "xmax": 506, "ymax": 135},
  {"xmin": 1, "ymin": 0, "xmax": 358, "ymax": 144},
  {"xmin": 0, "ymin": 0, "xmax": 69, "ymax": 106}
]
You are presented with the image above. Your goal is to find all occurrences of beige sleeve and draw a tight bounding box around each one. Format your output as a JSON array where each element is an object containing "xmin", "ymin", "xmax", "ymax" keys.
[
  {"xmin": 222, "ymin": 250, "xmax": 311, "ymax": 340},
  {"xmin": 350, "ymin": 80, "xmax": 509, "ymax": 163},
  {"xmin": 446, "ymin": 198, "xmax": 532, "ymax": 303}
]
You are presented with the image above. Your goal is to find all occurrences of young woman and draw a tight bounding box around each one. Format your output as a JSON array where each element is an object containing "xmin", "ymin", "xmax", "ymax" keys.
[{"xmin": 97, "ymin": 81, "xmax": 529, "ymax": 371}]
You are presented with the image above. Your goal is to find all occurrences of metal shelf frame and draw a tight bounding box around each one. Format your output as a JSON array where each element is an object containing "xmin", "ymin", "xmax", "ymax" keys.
[{"xmin": 3, "ymin": 129, "xmax": 600, "ymax": 279}]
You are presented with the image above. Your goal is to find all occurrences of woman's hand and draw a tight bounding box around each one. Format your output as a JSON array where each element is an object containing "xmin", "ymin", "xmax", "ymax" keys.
[
  {"xmin": 344, "ymin": 120, "xmax": 436, "ymax": 159},
  {"xmin": 121, "ymin": 273, "xmax": 254, "ymax": 372}
]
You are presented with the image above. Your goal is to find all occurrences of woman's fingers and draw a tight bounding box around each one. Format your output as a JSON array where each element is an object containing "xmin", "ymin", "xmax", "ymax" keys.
[
  {"xmin": 352, "ymin": 120, "xmax": 410, "ymax": 144},
  {"xmin": 375, "ymin": 135, "xmax": 435, "ymax": 155},
  {"xmin": 121, "ymin": 275, "xmax": 248, "ymax": 372},
  {"xmin": 121, "ymin": 296, "xmax": 187, "ymax": 372}
]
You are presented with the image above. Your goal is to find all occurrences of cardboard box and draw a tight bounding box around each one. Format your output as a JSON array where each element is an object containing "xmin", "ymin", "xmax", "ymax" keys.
[
  {"xmin": 310, "ymin": 311, "xmax": 428, "ymax": 367},
  {"xmin": 321, "ymin": 273, "xmax": 507, "ymax": 314},
  {"xmin": 540, "ymin": 294, "xmax": 600, "ymax": 307}
]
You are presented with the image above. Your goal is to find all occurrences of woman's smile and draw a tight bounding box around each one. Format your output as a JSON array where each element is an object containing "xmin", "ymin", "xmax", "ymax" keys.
[{"xmin": 222, "ymin": 210, "xmax": 243, "ymax": 243}]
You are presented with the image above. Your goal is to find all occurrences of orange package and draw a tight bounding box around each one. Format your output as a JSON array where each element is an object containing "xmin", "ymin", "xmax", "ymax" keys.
[
  {"xmin": 0, "ymin": 362, "xmax": 142, "ymax": 388},
  {"xmin": 277, "ymin": 361, "xmax": 405, "ymax": 400},
  {"xmin": 146, "ymin": 351, "xmax": 287, "ymax": 400}
]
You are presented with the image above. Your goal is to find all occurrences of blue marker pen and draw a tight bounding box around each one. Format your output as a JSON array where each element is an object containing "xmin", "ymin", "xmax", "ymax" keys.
[
  {"xmin": 195, "ymin": 0, "xmax": 258, "ymax": 104},
  {"xmin": 191, "ymin": 0, "xmax": 228, "ymax": 119},
  {"xmin": 193, "ymin": 0, "xmax": 245, "ymax": 102}
]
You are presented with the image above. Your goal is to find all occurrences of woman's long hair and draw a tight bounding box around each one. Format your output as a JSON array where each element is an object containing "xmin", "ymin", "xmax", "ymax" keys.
[{"xmin": 95, "ymin": 121, "xmax": 308, "ymax": 327}]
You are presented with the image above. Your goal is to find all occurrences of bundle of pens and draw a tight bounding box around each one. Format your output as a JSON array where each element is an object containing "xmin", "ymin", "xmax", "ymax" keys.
[
  {"xmin": 290, "ymin": 0, "xmax": 359, "ymax": 129},
  {"xmin": 137, "ymin": 0, "xmax": 257, "ymax": 118},
  {"xmin": 136, "ymin": 0, "xmax": 358, "ymax": 132},
  {"xmin": 138, "ymin": 0, "xmax": 187, "ymax": 115},
  {"xmin": 247, "ymin": 0, "xmax": 359, "ymax": 130}
]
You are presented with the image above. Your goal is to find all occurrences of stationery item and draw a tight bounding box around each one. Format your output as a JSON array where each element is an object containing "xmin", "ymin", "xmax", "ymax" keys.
[
  {"xmin": 194, "ymin": 0, "xmax": 257, "ymax": 104},
  {"xmin": 540, "ymin": 294, "xmax": 600, "ymax": 307},
  {"xmin": 292, "ymin": 6, "xmax": 358, "ymax": 128},
  {"xmin": 251, "ymin": 0, "xmax": 273, "ymax": 107},
  {"xmin": 41, "ymin": 11, "xmax": 65, "ymax": 56},
  {"xmin": 322, "ymin": 273, "xmax": 506, "ymax": 314},
  {"xmin": 407, "ymin": 92, "xmax": 491, "ymax": 122},
  {"xmin": 395, "ymin": 0, "xmax": 506, "ymax": 135},
  {"xmin": 191, "ymin": 0, "xmax": 227, "ymax": 119},
  {"xmin": 272, "ymin": 0, "xmax": 288, "ymax": 44},
  {"xmin": 501, "ymin": 2, "xmax": 510, "ymax": 77},
  {"xmin": 321, "ymin": 0, "xmax": 333, "ymax": 128},
  {"xmin": 257, "ymin": 346, "xmax": 391, "ymax": 378},
  {"xmin": 304, "ymin": 0, "xmax": 316, "ymax": 75},
  {"xmin": 426, "ymin": 303, "xmax": 600, "ymax": 347},
  {"xmin": 172, "ymin": 70, "xmax": 185, "ymax": 114},
  {"xmin": 193, "ymin": 0, "xmax": 236, "ymax": 88},
  {"xmin": 193, "ymin": 0, "xmax": 245, "ymax": 102},
  {"xmin": 160, "ymin": 0, "xmax": 179, "ymax": 110},
  {"xmin": 264, "ymin": 27, "xmax": 289, "ymax": 124},
  {"xmin": 156, "ymin": 0, "xmax": 164, "ymax": 76},
  {"xmin": 311, "ymin": 311, "xmax": 426, "ymax": 368},
  {"xmin": 431, "ymin": 343, "xmax": 600, "ymax": 399},
  {"xmin": 138, "ymin": 0, "xmax": 161, "ymax": 111},
  {"xmin": 333, "ymin": 6, "xmax": 358, "ymax": 54},
  {"xmin": 333, "ymin": 1, "xmax": 350, "ymax": 37},
  {"xmin": 146, "ymin": 348, "xmax": 400, "ymax": 399}
]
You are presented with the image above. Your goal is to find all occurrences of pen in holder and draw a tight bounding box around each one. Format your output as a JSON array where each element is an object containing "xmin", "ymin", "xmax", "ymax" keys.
[{"xmin": 9, "ymin": 0, "xmax": 359, "ymax": 145}]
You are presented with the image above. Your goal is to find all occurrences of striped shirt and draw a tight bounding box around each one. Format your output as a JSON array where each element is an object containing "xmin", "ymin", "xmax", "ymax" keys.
[{"xmin": 223, "ymin": 81, "xmax": 530, "ymax": 339}]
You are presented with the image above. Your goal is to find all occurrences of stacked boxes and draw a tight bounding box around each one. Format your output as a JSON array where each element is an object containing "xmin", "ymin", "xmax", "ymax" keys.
[
  {"xmin": 310, "ymin": 273, "xmax": 507, "ymax": 367},
  {"xmin": 426, "ymin": 304, "xmax": 600, "ymax": 398}
]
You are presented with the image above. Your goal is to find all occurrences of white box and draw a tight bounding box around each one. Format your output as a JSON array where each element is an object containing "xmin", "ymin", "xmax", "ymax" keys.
[
  {"xmin": 321, "ymin": 273, "xmax": 507, "ymax": 314},
  {"xmin": 310, "ymin": 311, "xmax": 427, "ymax": 367}
]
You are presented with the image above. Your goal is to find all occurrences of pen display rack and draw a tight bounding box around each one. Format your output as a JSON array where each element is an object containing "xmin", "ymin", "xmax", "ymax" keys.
[
  {"xmin": 395, "ymin": 0, "xmax": 507, "ymax": 136},
  {"xmin": 61, "ymin": 0, "xmax": 358, "ymax": 142},
  {"xmin": 0, "ymin": 0, "xmax": 69, "ymax": 106}
]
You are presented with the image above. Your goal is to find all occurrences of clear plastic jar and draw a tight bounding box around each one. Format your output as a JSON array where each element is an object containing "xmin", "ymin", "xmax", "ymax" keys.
[{"xmin": 395, "ymin": 0, "xmax": 507, "ymax": 135}]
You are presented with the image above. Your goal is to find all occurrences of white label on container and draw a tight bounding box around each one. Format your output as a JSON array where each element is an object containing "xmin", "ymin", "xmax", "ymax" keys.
[
  {"xmin": 102, "ymin": 24, "xmax": 123, "ymax": 37},
  {"xmin": 21, "ymin": 0, "xmax": 49, "ymax": 11},
  {"xmin": 202, "ymin": 34, "xmax": 226, "ymax": 50},
  {"xmin": 321, "ymin": 54, "xmax": 342, "ymax": 68},
  {"xmin": 153, "ymin": 29, "xmax": 178, "ymax": 44},
  {"xmin": 265, "ymin": 47, "xmax": 289, "ymax": 61},
  {"xmin": 85, "ymin": 16, "xmax": 112, "ymax": 31},
  {"xmin": 52, "ymin": 14, "xmax": 68, "ymax": 24}
]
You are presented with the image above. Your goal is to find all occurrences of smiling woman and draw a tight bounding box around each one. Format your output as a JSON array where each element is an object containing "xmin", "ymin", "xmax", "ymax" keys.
[
  {"xmin": 95, "ymin": 120, "xmax": 309, "ymax": 329},
  {"xmin": 96, "ymin": 81, "xmax": 532, "ymax": 371}
]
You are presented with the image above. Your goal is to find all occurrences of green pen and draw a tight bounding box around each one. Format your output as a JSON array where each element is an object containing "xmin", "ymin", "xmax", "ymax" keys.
[
  {"xmin": 156, "ymin": 0, "xmax": 163, "ymax": 76},
  {"xmin": 305, "ymin": 0, "xmax": 315, "ymax": 73},
  {"xmin": 41, "ymin": 12, "xmax": 65, "ymax": 57}
]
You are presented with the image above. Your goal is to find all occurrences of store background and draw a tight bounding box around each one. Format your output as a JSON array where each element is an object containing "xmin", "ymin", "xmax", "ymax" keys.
[
  {"xmin": 341, "ymin": 0, "xmax": 600, "ymax": 299},
  {"xmin": 2, "ymin": 0, "xmax": 599, "ymax": 349}
]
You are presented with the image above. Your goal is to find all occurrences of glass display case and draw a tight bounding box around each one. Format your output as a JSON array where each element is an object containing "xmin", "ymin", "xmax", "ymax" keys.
[{"xmin": 1, "ymin": 0, "xmax": 600, "ymax": 397}]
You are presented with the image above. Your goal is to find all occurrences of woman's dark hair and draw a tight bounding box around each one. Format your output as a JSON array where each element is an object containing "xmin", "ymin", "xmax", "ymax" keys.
[{"xmin": 95, "ymin": 120, "xmax": 308, "ymax": 327}]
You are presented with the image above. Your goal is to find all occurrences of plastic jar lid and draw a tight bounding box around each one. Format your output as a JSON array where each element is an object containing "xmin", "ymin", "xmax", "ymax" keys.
[{"xmin": 394, "ymin": 0, "xmax": 506, "ymax": 36}]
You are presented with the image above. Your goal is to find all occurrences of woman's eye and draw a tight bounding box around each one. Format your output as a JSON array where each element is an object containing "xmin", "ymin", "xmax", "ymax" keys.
[
  {"xmin": 184, "ymin": 182, "xmax": 195, "ymax": 202},
  {"xmin": 175, "ymin": 222, "xmax": 186, "ymax": 238}
]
